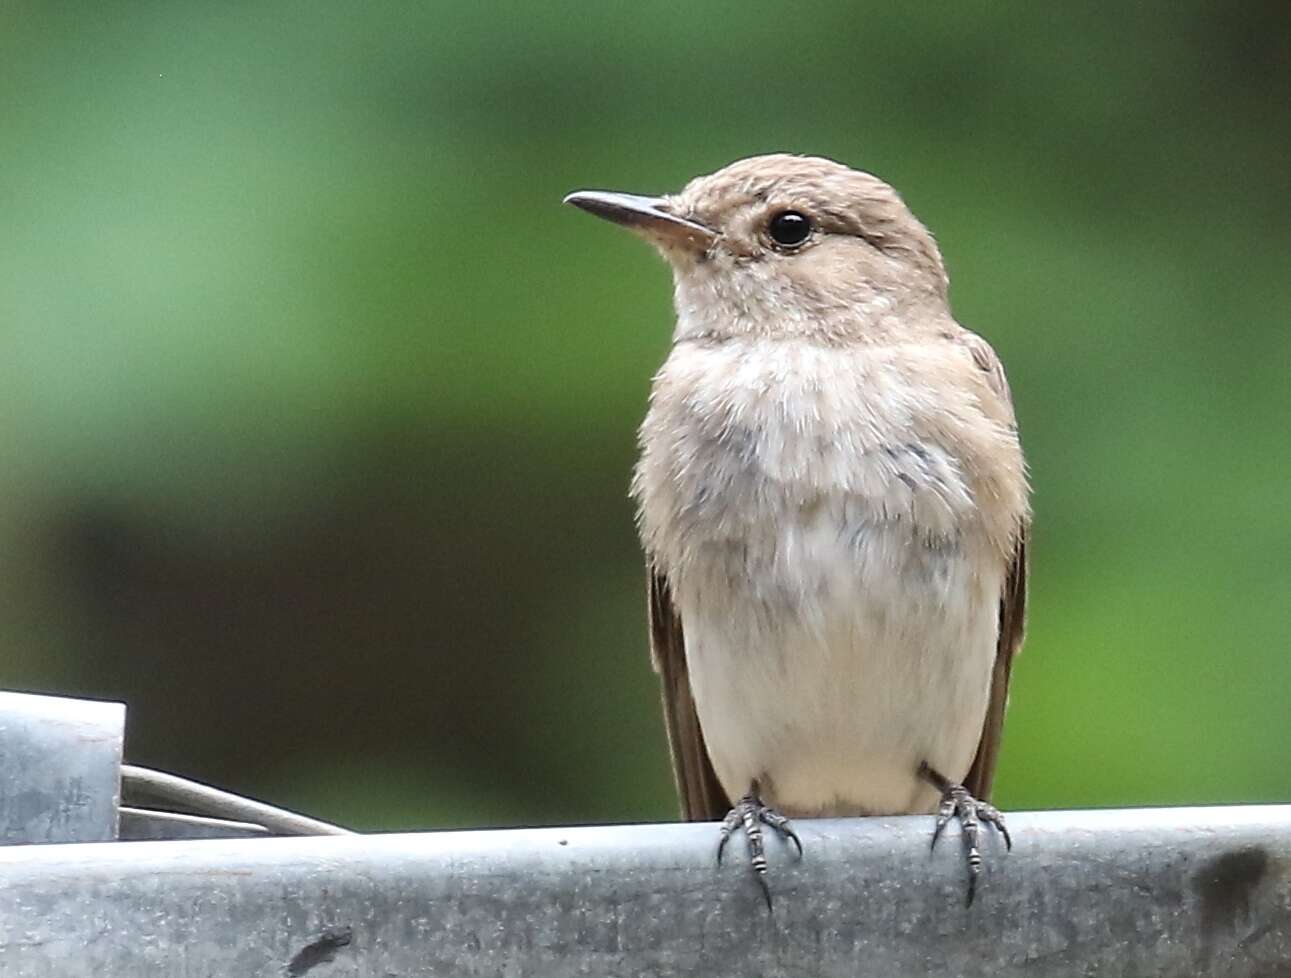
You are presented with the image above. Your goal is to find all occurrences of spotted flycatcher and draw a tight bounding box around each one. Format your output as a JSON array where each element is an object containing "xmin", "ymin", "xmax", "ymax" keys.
[{"xmin": 565, "ymin": 154, "xmax": 1029, "ymax": 906}]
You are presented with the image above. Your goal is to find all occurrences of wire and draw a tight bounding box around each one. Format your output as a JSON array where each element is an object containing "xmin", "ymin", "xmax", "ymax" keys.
[{"xmin": 120, "ymin": 765, "xmax": 355, "ymax": 837}]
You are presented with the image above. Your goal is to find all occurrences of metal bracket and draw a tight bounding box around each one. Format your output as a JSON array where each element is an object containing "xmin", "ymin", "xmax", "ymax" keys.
[
  {"xmin": 0, "ymin": 690, "xmax": 348, "ymax": 844},
  {"xmin": 0, "ymin": 690, "xmax": 124, "ymax": 844}
]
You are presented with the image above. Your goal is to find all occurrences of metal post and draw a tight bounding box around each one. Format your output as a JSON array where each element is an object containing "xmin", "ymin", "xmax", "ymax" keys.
[
  {"xmin": 0, "ymin": 804, "xmax": 1287, "ymax": 976},
  {"xmin": 0, "ymin": 690, "xmax": 124, "ymax": 845}
]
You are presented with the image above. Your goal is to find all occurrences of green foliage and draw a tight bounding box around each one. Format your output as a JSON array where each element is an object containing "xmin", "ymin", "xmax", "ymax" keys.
[{"xmin": 1, "ymin": 1, "xmax": 1288, "ymax": 826}]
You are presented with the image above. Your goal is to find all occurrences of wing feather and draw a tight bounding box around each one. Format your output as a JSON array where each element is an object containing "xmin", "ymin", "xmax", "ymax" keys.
[
  {"xmin": 963, "ymin": 533, "xmax": 1028, "ymax": 800},
  {"xmin": 960, "ymin": 328, "xmax": 1030, "ymax": 801},
  {"xmin": 648, "ymin": 570, "xmax": 730, "ymax": 821}
]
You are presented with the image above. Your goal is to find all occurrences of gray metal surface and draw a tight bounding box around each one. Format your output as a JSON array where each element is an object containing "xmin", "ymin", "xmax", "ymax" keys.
[
  {"xmin": 0, "ymin": 805, "xmax": 1287, "ymax": 977},
  {"xmin": 0, "ymin": 690, "xmax": 124, "ymax": 845}
]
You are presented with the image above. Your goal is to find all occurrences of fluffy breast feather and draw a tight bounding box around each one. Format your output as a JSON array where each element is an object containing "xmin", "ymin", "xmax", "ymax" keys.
[{"xmin": 632, "ymin": 335, "xmax": 1027, "ymax": 582}]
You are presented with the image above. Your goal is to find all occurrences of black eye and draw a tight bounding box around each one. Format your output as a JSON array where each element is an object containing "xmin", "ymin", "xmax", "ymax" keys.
[{"xmin": 767, "ymin": 210, "xmax": 811, "ymax": 248}]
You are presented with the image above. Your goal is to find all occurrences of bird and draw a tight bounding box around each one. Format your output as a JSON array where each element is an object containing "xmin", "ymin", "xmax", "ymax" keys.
[{"xmin": 563, "ymin": 154, "xmax": 1029, "ymax": 907}]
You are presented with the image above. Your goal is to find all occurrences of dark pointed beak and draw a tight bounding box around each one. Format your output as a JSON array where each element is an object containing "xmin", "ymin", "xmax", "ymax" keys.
[{"xmin": 562, "ymin": 190, "xmax": 717, "ymax": 252}]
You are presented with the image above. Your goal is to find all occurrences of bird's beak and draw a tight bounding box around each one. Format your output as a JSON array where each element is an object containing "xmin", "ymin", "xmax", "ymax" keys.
[{"xmin": 562, "ymin": 190, "xmax": 717, "ymax": 252}]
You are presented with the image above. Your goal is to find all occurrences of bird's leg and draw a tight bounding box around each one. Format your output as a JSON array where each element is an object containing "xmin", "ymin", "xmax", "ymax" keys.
[
  {"xmin": 918, "ymin": 761, "xmax": 1012, "ymax": 906},
  {"xmin": 716, "ymin": 779, "xmax": 803, "ymax": 910}
]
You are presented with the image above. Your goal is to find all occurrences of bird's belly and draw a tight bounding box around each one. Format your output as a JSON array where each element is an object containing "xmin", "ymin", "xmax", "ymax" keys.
[{"xmin": 675, "ymin": 511, "xmax": 1003, "ymax": 817}]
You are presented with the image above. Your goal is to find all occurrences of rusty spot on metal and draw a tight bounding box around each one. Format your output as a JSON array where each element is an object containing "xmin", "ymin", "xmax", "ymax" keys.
[
  {"xmin": 285, "ymin": 925, "xmax": 353, "ymax": 976},
  {"xmin": 1194, "ymin": 846, "xmax": 1269, "ymax": 938}
]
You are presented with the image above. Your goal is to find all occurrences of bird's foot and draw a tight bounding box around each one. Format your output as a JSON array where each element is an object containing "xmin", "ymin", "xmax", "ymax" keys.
[
  {"xmin": 716, "ymin": 780, "xmax": 803, "ymax": 911},
  {"xmin": 919, "ymin": 761, "xmax": 1012, "ymax": 906}
]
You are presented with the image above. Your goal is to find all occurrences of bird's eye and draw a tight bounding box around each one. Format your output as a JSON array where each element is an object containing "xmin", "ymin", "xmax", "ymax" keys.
[{"xmin": 767, "ymin": 210, "xmax": 812, "ymax": 248}]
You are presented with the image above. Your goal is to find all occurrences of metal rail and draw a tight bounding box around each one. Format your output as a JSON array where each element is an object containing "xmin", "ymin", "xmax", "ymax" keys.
[{"xmin": 0, "ymin": 805, "xmax": 1287, "ymax": 976}]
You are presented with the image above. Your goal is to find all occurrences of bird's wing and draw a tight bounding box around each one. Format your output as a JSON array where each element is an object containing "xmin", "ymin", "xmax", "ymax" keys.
[
  {"xmin": 963, "ymin": 532, "xmax": 1028, "ymax": 800},
  {"xmin": 959, "ymin": 330, "xmax": 1030, "ymax": 802},
  {"xmin": 648, "ymin": 569, "xmax": 731, "ymax": 821}
]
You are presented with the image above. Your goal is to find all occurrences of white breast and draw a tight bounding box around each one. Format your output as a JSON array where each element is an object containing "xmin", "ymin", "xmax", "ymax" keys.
[
  {"xmin": 634, "ymin": 338, "xmax": 1010, "ymax": 815},
  {"xmin": 676, "ymin": 511, "xmax": 1002, "ymax": 815}
]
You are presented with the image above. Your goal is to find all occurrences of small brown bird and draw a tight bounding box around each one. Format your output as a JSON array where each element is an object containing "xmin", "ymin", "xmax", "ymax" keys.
[{"xmin": 565, "ymin": 154, "xmax": 1029, "ymax": 906}]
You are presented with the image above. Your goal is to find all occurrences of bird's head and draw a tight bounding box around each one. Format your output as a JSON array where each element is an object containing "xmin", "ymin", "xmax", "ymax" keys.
[{"xmin": 565, "ymin": 154, "xmax": 951, "ymax": 343}]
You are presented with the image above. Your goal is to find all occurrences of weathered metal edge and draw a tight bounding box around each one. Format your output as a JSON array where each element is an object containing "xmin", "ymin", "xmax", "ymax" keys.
[{"xmin": 0, "ymin": 804, "xmax": 1287, "ymax": 977}]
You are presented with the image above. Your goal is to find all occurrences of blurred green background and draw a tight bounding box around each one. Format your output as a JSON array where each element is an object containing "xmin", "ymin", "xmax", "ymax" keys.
[{"xmin": 1, "ymin": 2, "xmax": 1288, "ymax": 830}]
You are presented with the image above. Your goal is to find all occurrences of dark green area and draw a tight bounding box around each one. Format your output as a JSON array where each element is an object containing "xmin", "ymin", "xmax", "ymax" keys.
[{"xmin": 2, "ymin": 2, "xmax": 1288, "ymax": 828}]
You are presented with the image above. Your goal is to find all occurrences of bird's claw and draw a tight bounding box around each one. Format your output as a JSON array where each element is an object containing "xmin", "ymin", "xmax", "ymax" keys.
[
  {"xmin": 717, "ymin": 781, "xmax": 802, "ymax": 911},
  {"xmin": 919, "ymin": 761, "xmax": 1011, "ymax": 906}
]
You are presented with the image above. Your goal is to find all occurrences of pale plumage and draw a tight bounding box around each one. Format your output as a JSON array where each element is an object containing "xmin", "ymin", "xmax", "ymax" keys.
[
  {"xmin": 566, "ymin": 154, "xmax": 1029, "ymax": 898},
  {"xmin": 635, "ymin": 333, "xmax": 1023, "ymax": 816}
]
